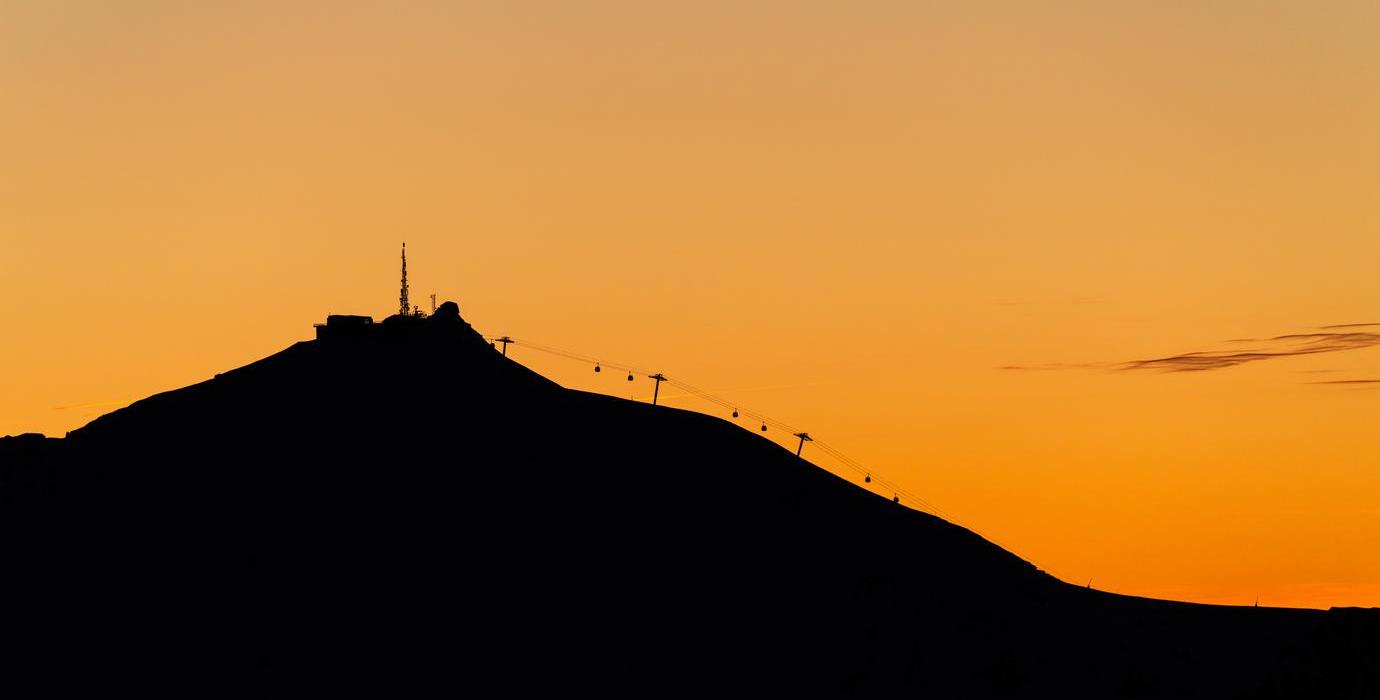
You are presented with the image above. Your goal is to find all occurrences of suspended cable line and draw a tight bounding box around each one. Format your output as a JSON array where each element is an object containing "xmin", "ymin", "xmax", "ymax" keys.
[
  {"xmin": 483, "ymin": 332, "xmax": 937, "ymax": 506},
  {"xmin": 476, "ymin": 329, "xmax": 1072, "ymax": 583}
]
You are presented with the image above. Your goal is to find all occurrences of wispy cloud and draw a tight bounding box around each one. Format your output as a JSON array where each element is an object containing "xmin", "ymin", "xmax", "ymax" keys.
[
  {"xmin": 1003, "ymin": 325, "xmax": 1380, "ymax": 377},
  {"xmin": 1307, "ymin": 379, "xmax": 1380, "ymax": 386},
  {"xmin": 1120, "ymin": 332, "xmax": 1380, "ymax": 373},
  {"xmin": 1319, "ymin": 322, "xmax": 1380, "ymax": 330}
]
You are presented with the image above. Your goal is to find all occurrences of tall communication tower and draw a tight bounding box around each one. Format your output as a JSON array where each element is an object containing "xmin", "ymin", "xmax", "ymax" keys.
[{"xmin": 399, "ymin": 242, "xmax": 410, "ymax": 317}]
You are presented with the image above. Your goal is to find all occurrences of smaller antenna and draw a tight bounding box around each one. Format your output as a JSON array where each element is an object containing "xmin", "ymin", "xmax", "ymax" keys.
[
  {"xmin": 399, "ymin": 242, "xmax": 410, "ymax": 317},
  {"xmin": 430, "ymin": 294, "xmax": 437, "ymax": 314}
]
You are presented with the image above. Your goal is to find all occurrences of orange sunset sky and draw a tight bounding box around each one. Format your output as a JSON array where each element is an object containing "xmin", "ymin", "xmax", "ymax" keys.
[{"xmin": 2, "ymin": 2, "xmax": 1377, "ymax": 609}]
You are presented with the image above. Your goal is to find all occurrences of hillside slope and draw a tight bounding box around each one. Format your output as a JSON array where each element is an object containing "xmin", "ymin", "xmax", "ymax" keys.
[{"xmin": 2, "ymin": 303, "xmax": 1375, "ymax": 696}]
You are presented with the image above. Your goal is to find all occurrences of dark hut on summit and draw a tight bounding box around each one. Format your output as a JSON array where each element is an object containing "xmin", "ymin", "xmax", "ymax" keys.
[
  {"xmin": 314, "ymin": 315, "xmax": 373, "ymax": 341},
  {"xmin": 314, "ymin": 302, "xmax": 462, "ymax": 342}
]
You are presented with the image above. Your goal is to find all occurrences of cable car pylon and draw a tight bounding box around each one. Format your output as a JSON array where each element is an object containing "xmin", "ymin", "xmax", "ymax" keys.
[
  {"xmin": 484, "ymin": 334, "xmax": 981, "ymax": 532},
  {"xmin": 648, "ymin": 373, "xmax": 667, "ymax": 405}
]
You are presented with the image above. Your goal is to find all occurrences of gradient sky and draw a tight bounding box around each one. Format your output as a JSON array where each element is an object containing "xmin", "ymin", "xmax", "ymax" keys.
[{"xmin": 3, "ymin": 1, "xmax": 1377, "ymax": 609}]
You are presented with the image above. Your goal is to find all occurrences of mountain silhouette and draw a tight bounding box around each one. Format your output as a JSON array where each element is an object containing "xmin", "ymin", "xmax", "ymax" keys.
[{"xmin": 2, "ymin": 302, "xmax": 1376, "ymax": 696}]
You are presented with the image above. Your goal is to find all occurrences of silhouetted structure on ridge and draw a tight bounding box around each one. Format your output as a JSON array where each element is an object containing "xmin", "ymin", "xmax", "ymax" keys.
[
  {"xmin": 314, "ymin": 246, "xmax": 451, "ymax": 342},
  {"xmin": 399, "ymin": 242, "xmax": 410, "ymax": 317},
  {"xmin": 647, "ymin": 372, "xmax": 667, "ymax": 405},
  {"xmin": 1, "ymin": 281, "xmax": 1376, "ymax": 695},
  {"xmin": 314, "ymin": 314, "xmax": 374, "ymax": 341}
]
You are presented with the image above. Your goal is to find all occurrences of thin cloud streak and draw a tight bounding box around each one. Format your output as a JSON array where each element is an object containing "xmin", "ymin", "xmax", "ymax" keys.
[
  {"xmin": 1319, "ymin": 322, "xmax": 1380, "ymax": 329},
  {"xmin": 1121, "ymin": 332, "xmax": 1380, "ymax": 373},
  {"xmin": 1004, "ymin": 326, "xmax": 1380, "ymax": 375}
]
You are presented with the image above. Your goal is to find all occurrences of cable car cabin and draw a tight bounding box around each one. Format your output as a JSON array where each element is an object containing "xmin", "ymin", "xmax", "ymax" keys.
[{"xmin": 314, "ymin": 314, "xmax": 375, "ymax": 341}]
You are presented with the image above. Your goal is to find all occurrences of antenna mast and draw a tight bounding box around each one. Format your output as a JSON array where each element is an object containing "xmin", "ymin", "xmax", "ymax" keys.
[{"xmin": 399, "ymin": 242, "xmax": 410, "ymax": 316}]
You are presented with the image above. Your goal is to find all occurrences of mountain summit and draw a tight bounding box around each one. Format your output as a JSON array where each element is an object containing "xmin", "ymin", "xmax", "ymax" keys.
[{"xmin": 2, "ymin": 304, "xmax": 1375, "ymax": 696}]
